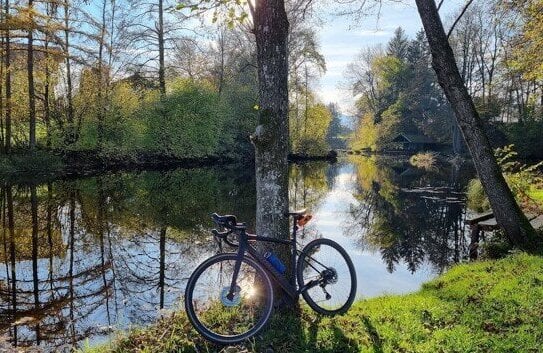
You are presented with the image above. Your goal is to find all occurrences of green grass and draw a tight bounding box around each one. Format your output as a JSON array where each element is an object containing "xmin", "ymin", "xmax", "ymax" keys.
[
  {"xmin": 528, "ymin": 188, "xmax": 543, "ymax": 204},
  {"xmin": 84, "ymin": 253, "xmax": 543, "ymax": 353}
]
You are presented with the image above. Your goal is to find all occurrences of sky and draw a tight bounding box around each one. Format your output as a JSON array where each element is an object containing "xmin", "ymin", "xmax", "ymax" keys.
[{"xmin": 314, "ymin": 0, "xmax": 464, "ymax": 115}]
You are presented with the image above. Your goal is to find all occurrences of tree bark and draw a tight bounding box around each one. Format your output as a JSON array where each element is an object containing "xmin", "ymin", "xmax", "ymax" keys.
[
  {"xmin": 252, "ymin": 0, "xmax": 291, "ymax": 270},
  {"xmin": 97, "ymin": 0, "xmax": 108, "ymax": 149},
  {"xmin": 414, "ymin": 0, "xmax": 539, "ymax": 250}
]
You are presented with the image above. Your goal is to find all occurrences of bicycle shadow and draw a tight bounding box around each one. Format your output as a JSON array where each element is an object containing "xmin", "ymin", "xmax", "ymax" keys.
[
  {"xmin": 196, "ymin": 308, "xmax": 386, "ymax": 353},
  {"xmin": 253, "ymin": 307, "xmax": 379, "ymax": 353}
]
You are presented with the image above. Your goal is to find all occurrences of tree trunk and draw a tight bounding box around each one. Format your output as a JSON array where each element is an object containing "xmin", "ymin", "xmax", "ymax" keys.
[
  {"xmin": 252, "ymin": 0, "xmax": 291, "ymax": 271},
  {"xmin": 1, "ymin": 35, "xmax": 4, "ymax": 150},
  {"xmin": 44, "ymin": 29, "xmax": 51, "ymax": 148},
  {"xmin": 64, "ymin": 1, "xmax": 75, "ymax": 144},
  {"xmin": 4, "ymin": 0, "xmax": 12, "ymax": 154},
  {"xmin": 97, "ymin": 0, "xmax": 107, "ymax": 150},
  {"xmin": 27, "ymin": 0, "xmax": 36, "ymax": 151},
  {"xmin": 414, "ymin": 0, "xmax": 539, "ymax": 250},
  {"xmin": 157, "ymin": 0, "xmax": 166, "ymax": 98}
]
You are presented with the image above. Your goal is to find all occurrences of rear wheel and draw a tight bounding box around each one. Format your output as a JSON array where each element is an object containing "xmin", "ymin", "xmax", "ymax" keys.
[
  {"xmin": 184, "ymin": 253, "xmax": 274, "ymax": 344},
  {"xmin": 297, "ymin": 238, "xmax": 356, "ymax": 315}
]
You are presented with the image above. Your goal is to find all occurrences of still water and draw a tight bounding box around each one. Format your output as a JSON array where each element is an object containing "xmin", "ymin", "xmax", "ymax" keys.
[{"xmin": 0, "ymin": 156, "xmax": 473, "ymax": 350}]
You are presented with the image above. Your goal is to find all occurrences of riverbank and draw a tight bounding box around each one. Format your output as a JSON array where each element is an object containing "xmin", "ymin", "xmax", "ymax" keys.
[
  {"xmin": 84, "ymin": 252, "xmax": 543, "ymax": 353},
  {"xmin": 0, "ymin": 150, "xmax": 338, "ymax": 183}
]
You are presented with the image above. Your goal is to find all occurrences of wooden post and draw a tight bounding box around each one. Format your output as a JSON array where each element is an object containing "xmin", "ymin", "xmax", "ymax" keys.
[{"xmin": 469, "ymin": 224, "xmax": 480, "ymax": 260}]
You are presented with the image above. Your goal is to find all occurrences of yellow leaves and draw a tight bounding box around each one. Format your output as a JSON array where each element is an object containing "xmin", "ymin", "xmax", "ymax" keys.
[
  {"xmin": 289, "ymin": 101, "xmax": 332, "ymax": 154},
  {"xmin": 509, "ymin": 0, "xmax": 543, "ymax": 80},
  {"xmin": 0, "ymin": 4, "xmax": 64, "ymax": 32},
  {"xmin": 351, "ymin": 113, "xmax": 378, "ymax": 151}
]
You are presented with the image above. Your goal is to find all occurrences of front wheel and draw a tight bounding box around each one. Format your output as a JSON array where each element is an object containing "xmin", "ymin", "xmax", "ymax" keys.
[
  {"xmin": 184, "ymin": 253, "xmax": 274, "ymax": 345},
  {"xmin": 297, "ymin": 238, "xmax": 357, "ymax": 315}
]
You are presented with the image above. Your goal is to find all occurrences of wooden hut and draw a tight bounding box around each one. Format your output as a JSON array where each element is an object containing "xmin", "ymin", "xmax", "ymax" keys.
[{"xmin": 391, "ymin": 133, "xmax": 438, "ymax": 151}]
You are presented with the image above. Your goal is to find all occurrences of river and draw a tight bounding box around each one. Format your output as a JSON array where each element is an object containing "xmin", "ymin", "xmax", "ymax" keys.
[{"xmin": 0, "ymin": 155, "xmax": 474, "ymax": 350}]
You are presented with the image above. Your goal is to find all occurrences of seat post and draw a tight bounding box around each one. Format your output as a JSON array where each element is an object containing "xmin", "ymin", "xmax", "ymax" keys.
[
  {"xmin": 291, "ymin": 217, "xmax": 298, "ymax": 240},
  {"xmin": 291, "ymin": 217, "xmax": 298, "ymax": 287}
]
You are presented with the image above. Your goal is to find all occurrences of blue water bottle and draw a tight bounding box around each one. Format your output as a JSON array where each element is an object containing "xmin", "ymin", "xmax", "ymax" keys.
[{"xmin": 264, "ymin": 252, "xmax": 286, "ymax": 274}]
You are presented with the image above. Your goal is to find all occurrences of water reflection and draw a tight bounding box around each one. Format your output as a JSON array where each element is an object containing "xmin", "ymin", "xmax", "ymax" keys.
[
  {"xmin": 346, "ymin": 156, "xmax": 473, "ymax": 273},
  {"xmin": 0, "ymin": 158, "xmax": 474, "ymax": 350},
  {"xmin": 0, "ymin": 168, "xmax": 255, "ymax": 350}
]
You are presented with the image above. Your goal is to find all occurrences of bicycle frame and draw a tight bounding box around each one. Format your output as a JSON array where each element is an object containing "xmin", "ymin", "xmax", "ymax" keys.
[{"xmin": 227, "ymin": 217, "xmax": 314, "ymax": 301}]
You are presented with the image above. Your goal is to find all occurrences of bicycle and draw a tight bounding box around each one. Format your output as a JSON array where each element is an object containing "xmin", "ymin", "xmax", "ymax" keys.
[{"xmin": 184, "ymin": 209, "xmax": 357, "ymax": 345}]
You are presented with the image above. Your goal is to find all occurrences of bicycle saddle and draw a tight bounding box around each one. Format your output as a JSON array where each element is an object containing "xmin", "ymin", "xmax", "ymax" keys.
[{"xmin": 211, "ymin": 213, "xmax": 237, "ymax": 226}]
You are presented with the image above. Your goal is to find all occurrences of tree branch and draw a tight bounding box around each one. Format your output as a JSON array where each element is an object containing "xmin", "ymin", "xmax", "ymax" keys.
[{"xmin": 447, "ymin": 0, "xmax": 474, "ymax": 39}]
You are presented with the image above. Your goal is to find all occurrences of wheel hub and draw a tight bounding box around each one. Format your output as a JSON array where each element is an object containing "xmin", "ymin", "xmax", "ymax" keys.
[
  {"xmin": 220, "ymin": 285, "xmax": 241, "ymax": 307},
  {"xmin": 322, "ymin": 268, "xmax": 338, "ymax": 285}
]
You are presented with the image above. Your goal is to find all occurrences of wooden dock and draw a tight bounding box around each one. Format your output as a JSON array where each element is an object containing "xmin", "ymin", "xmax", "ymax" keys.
[{"xmin": 466, "ymin": 212, "xmax": 543, "ymax": 259}]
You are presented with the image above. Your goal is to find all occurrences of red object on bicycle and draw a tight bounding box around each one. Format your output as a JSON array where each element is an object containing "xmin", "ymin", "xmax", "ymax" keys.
[{"xmin": 297, "ymin": 214, "xmax": 312, "ymax": 227}]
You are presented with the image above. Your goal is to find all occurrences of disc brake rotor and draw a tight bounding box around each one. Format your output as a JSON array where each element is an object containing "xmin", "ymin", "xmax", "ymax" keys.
[{"xmin": 220, "ymin": 285, "xmax": 241, "ymax": 307}]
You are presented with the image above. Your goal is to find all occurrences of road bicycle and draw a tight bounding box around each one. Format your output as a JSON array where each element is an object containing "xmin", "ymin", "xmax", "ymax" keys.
[{"xmin": 184, "ymin": 209, "xmax": 357, "ymax": 345}]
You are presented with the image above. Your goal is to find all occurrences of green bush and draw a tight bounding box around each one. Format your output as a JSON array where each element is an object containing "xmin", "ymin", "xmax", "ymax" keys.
[
  {"xmin": 466, "ymin": 145, "xmax": 543, "ymax": 213},
  {"xmin": 409, "ymin": 152, "xmax": 438, "ymax": 171},
  {"xmin": 141, "ymin": 80, "xmax": 231, "ymax": 157},
  {"xmin": 0, "ymin": 150, "xmax": 64, "ymax": 176},
  {"xmin": 466, "ymin": 178, "xmax": 491, "ymax": 212},
  {"xmin": 500, "ymin": 120, "xmax": 543, "ymax": 160}
]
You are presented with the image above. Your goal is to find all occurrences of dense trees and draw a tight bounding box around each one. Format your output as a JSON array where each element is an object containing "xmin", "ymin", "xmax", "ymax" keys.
[
  {"xmin": 347, "ymin": 28, "xmax": 451, "ymax": 151},
  {"xmin": 0, "ymin": 0, "xmax": 333, "ymax": 159},
  {"xmin": 347, "ymin": 0, "xmax": 542, "ymax": 160}
]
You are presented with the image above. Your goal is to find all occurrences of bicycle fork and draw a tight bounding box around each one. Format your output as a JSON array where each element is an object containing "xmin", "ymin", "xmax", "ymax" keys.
[{"xmin": 226, "ymin": 239, "xmax": 246, "ymax": 301}]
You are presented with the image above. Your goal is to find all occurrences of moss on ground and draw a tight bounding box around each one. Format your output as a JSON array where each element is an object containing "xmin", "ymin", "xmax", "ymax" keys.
[{"xmin": 87, "ymin": 253, "xmax": 543, "ymax": 353}]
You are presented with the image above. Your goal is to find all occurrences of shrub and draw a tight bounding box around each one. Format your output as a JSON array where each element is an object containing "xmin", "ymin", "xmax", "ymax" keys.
[
  {"xmin": 409, "ymin": 152, "xmax": 438, "ymax": 171},
  {"xmin": 466, "ymin": 145, "xmax": 543, "ymax": 213}
]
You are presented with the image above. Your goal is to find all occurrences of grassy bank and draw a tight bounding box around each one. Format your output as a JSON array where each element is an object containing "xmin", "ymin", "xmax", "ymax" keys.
[
  {"xmin": 86, "ymin": 253, "xmax": 543, "ymax": 353},
  {"xmin": 0, "ymin": 149, "xmax": 239, "ymax": 183}
]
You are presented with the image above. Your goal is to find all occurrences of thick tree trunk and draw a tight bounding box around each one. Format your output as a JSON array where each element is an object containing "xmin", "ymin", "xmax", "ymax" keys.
[
  {"xmin": 252, "ymin": 0, "xmax": 290, "ymax": 269},
  {"xmin": 414, "ymin": 0, "xmax": 539, "ymax": 250}
]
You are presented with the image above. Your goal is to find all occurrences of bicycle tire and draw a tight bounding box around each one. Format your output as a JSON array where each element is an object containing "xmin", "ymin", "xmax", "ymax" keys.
[
  {"xmin": 184, "ymin": 253, "xmax": 274, "ymax": 344},
  {"xmin": 297, "ymin": 238, "xmax": 357, "ymax": 315}
]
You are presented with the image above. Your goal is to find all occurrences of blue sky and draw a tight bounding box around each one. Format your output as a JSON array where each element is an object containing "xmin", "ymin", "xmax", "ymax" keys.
[{"xmin": 315, "ymin": 0, "xmax": 464, "ymax": 114}]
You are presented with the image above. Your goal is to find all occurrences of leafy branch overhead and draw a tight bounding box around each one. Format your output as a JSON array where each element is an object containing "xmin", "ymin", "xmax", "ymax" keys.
[{"xmin": 176, "ymin": 0, "xmax": 252, "ymax": 28}]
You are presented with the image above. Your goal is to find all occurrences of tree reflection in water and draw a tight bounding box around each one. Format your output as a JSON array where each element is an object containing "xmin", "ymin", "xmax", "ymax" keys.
[
  {"xmin": 347, "ymin": 156, "xmax": 474, "ymax": 274},
  {"xmin": 0, "ymin": 159, "xmax": 474, "ymax": 350},
  {"xmin": 0, "ymin": 167, "xmax": 255, "ymax": 349}
]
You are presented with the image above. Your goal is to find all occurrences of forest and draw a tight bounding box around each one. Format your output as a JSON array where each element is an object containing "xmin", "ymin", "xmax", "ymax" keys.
[
  {"xmin": 1, "ymin": 0, "xmax": 541, "ymax": 163},
  {"xmin": 348, "ymin": 1, "xmax": 543, "ymax": 160},
  {"xmin": 0, "ymin": 0, "xmax": 340, "ymax": 168}
]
